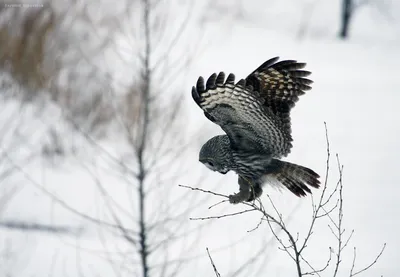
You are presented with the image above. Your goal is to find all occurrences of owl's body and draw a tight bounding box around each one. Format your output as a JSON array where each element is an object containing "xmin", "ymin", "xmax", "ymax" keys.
[{"xmin": 192, "ymin": 57, "xmax": 320, "ymax": 203}]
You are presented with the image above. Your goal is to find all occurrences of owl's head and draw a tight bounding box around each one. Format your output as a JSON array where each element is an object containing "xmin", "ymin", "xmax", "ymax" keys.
[{"xmin": 199, "ymin": 135, "xmax": 233, "ymax": 174}]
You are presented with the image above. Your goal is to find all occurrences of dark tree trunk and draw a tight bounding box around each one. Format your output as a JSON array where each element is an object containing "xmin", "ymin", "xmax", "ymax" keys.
[
  {"xmin": 138, "ymin": 0, "xmax": 151, "ymax": 276},
  {"xmin": 339, "ymin": 0, "xmax": 353, "ymax": 39}
]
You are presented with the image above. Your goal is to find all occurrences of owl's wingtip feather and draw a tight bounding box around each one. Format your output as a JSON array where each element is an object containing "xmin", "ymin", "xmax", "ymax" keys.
[
  {"xmin": 196, "ymin": 76, "xmax": 205, "ymax": 92},
  {"xmin": 191, "ymin": 86, "xmax": 199, "ymax": 102},
  {"xmin": 206, "ymin": 73, "xmax": 217, "ymax": 89}
]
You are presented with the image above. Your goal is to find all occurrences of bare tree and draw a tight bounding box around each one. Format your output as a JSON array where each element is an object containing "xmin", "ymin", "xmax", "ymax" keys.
[
  {"xmin": 0, "ymin": 1, "xmax": 210, "ymax": 275},
  {"xmin": 86, "ymin": 0, "xmax": 209, "ymax": 275},
  {"xmin": 182, "ymin": 124, "xmax": 386, "ymax": 276},
  {"xmin": 33, "ymin": 0, "xmax": 219, "ymax": 276},
  {"xmin": 339, "ymin": 0, "xmax": 353, "ymax": 39},
  {"xmin": 338, "ymin": 0, "xmax": 394, "ymax": 39}
]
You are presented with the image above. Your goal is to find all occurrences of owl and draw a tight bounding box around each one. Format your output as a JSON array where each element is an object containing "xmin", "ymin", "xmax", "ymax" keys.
[{"xmin": 192, "ymin": 57, "xmax": 320, "ymax": 204}]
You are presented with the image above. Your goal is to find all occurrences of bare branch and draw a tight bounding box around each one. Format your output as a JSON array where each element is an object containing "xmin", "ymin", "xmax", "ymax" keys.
[
  {"xmin": 3, "ymin": 151, "xmax": 137, "ymax": 233},
  {"xmin": 206, "ymin": 248, "xmax": 221, "ymax": 277},
  {"xmin": 189, "ymin": 209, "xmax": 256, "ymax": 221},
  {"xmin": 350, "ymin": 243, "xmax": 386, "ymax": 277},
  {"xmin": 178, "ymin": 184, "xmax": 229, "ymax": 199},
  {"xmin": 302, "ymin": 248, "xmax": 332, "ymax": 276},
  {"xmin": 0, "ymin": 220, "xmax": 82, "ymax": 235}
]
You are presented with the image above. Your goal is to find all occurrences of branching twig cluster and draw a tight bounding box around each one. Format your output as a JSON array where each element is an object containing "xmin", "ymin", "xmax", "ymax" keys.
[{"xmin": 181, "ymin": 123, "xmax": 386, "ymax": 276}]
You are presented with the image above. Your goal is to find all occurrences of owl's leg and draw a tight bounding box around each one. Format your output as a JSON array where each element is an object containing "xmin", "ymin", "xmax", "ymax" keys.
[
  {"xmin": 247, "ymin": 183, "xmax": 263, "ymax": 202},
  {"xmin": 229, "ymin": 176, "xmax": 251, "ymax": 204}
]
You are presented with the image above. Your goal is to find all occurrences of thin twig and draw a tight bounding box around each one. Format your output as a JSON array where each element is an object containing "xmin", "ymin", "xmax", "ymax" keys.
[
  {"xmin": 299, "ymin": 122, "xmax": 332, "ymax": 255},
  {"xmin": 302, "ymin": 248, "xmax": 332, "ymax": 276},
  {"xmin": 350, "ymin": 243, "xmax": 386, "ymax": 277},
  {"xmin": 178, "ymin": 184, "xmax": 229, "ymax": 199},
  {"xmin": 206, "ymin": 248, "xmax": 221, "ymax": 277},
  {"xmin": 333, "ymin": 155, "xmax": 344, "ymax": 277},
  {"xmin": 208, "ymin": 200, "xmax": 229, "ymax": 210},
  {"xmin": 190, "ymin": 209, "xmax": 255, "ymax": 221}
]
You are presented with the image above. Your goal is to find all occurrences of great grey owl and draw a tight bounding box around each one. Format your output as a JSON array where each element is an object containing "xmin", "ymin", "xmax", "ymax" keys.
[{"xmin": 192, "ymin": 57, "xmax": 320, "ymax": 204}]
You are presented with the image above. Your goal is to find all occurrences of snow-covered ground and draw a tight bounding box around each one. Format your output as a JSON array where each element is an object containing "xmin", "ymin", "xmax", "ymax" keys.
[{"xmin": 1, "ymin": 1, "xmax": 400, "ymax": 276}]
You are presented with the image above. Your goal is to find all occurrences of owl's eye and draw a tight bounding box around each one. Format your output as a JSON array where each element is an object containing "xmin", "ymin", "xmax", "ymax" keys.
[{"xmin": 204, "ymin": 161, "xmax": 215, "ymax": 171}]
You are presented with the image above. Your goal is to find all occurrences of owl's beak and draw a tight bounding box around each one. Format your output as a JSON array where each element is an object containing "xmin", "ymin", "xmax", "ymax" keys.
[{"xmin": 219, "ymin": 168, "xmax": 229, "ymax": 174}]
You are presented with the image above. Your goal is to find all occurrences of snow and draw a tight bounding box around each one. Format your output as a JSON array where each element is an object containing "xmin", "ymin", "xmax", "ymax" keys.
[{"xmin": 1, "ymin": 1, "xmax": 400, "ymax": 276}]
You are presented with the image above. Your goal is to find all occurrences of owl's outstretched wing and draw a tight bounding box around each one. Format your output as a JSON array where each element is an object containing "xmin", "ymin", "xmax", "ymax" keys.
[
  {"xmin": 245, "ymin": 57, "xmax": 313, "ymax": 139},
  {"xmin": 192, "ymin": 72, "xmax": 292, "ymax": 156}
]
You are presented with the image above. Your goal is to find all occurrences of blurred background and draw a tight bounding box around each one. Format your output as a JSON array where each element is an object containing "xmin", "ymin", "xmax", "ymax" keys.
[{"xmin": 0, "ymin": 0, "xmax": 399, "ymax": 276}]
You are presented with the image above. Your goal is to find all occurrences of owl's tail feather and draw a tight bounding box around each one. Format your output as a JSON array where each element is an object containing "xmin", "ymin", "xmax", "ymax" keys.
[{"xmin": 267, "ymin": 159, "xmax": 320, "ymax": 197}]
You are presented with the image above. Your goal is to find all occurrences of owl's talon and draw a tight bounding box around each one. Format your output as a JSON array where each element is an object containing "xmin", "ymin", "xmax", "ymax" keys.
[{"xmin": 229, "ymin": 190, "xmax": 251, "ymax": 204}]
